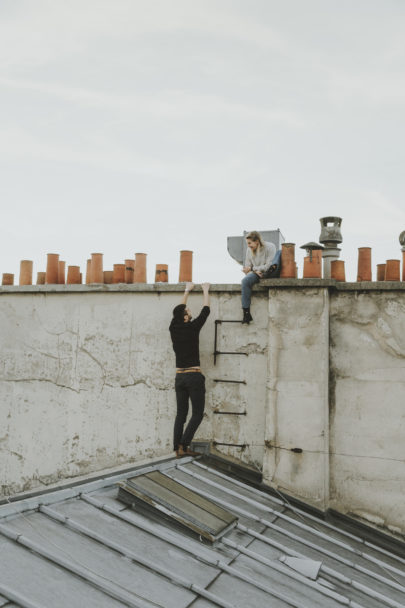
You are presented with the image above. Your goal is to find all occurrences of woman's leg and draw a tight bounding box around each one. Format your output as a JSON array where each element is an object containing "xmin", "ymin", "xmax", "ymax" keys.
[{"xmin": 241, "ymin": 272, "xmax": 260, "ymax": 309}]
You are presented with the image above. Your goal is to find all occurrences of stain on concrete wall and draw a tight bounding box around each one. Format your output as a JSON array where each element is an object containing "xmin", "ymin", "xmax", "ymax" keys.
[
  {"xmin": 263, "ymin": 288, "xmax": 330, "ymax": 511},
  {"xmin": 330, "ymin": 291, "xmax": 405, "ymax": 532}
]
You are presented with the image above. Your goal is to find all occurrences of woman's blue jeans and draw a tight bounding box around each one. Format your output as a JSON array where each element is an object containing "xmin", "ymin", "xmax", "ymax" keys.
[{"xmin": 241, "ymin": 271, "xmax": 260, "ymax": 308}]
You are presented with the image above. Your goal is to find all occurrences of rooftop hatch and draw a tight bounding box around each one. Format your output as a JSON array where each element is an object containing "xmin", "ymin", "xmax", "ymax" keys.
[{"xmin": 118, "ymin": 469, "xmax": 238, "ymax": 543}]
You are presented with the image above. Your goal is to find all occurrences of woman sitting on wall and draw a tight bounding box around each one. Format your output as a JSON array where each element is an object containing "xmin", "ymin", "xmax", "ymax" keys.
[{"xmin": 241, "ymin": 230, "xmax": 280, "ymax": 324}]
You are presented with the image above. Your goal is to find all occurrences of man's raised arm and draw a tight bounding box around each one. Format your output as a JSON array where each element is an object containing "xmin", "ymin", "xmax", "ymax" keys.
[{"xmin": 181, "ymin": 282, "xmax": 194, "ymax": 304}]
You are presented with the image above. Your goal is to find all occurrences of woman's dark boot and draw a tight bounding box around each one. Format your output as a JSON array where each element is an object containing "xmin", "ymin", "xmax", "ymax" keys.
[{"xmin": 242, "ymin": 308, "xmax": 253, "ymax": 324}]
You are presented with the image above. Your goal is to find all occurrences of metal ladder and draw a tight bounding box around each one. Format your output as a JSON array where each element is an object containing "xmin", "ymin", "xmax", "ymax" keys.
[{"xmin": 212, "ymin": 319, "xmax": 248, "ymax": 449}]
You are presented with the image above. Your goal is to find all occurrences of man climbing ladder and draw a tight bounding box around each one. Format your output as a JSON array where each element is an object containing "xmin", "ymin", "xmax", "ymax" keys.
[{"xmin": 169, "ymin": 281, "xmax": 210, "ymax": 458}]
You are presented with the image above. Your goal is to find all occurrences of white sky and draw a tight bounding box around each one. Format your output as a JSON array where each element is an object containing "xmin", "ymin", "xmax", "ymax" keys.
[{"xmin": 1, "ymin": 0, "xmax": 405, "ymax": 284}]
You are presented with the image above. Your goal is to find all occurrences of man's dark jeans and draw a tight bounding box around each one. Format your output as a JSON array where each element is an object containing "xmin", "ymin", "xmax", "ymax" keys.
[{"xmin": 174, "ymin": 372, "xmax": 205, "ymax": 450}]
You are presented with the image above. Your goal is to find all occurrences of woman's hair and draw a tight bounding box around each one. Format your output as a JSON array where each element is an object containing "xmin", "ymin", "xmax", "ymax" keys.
[
  {"xmin": 172, "ymin": 304, "xmax": 186, "ymax": 324},
  {"xmin": 246, "ymin": 231, "xmax": 264, "ymax": 248}
]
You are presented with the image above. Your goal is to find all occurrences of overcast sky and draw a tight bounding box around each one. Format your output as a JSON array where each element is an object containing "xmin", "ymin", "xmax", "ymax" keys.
[{"xmin": 1, "ymin": 0, "xmax": 405, "ymax": 285}]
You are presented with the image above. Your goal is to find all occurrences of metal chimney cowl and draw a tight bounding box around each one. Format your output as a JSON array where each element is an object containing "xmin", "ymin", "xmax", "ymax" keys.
[
  {"xmin": 399, "ymin": 230, "xmax": 405, "ymax": 251},
  {"xmin": 227, "ymin": 230, "xmax": 285, "ymax": 265},
  {"xmin": 319, "ymin": 217, "xmax": 343, "ymax": 278},
  {"xmin": 319, "ymin": 217, "xmax": 343, "ymax": 245}
]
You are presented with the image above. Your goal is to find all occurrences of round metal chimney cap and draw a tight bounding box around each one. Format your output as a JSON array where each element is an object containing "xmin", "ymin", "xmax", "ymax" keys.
[{"xmin": 300, "ymin": 242, "xmax": 324, "ymax": 252}]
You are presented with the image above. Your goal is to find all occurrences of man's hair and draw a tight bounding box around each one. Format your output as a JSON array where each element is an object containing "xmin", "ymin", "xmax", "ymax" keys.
[
  {"xmin": 172, "ymin": 304, "xmax": 186, "ymax": 323},
  {"xmin": 246, "ymin": 230, "xmax": 264, "ymax": 248}
]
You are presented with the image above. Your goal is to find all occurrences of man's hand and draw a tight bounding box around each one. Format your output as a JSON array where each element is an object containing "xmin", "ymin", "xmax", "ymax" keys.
[
  {"xmin": 201, "ymin": 282, "xmax": 210, "ymax": 306},
  {"xmin": 181, "ymin": 282, "xmax": 194, "ymax": 304}
]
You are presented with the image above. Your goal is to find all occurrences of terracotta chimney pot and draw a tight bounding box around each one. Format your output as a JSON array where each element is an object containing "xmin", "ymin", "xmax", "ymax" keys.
[
  {"xmin": 19, "ymin": 260, "xmax": 33, "ymax": 285},
  {"xmin": 155, "ymin": 264, "xmax": 169, "ymax": 283},
  {"xmin": 91, "ymin": 253, "xmax": 103, "ymax": 283},
  {"xmin": 357, "ymin": 247, "xmax": 372, "ymax": 281},
  {"xmin": 179, "ymin": 250, "xmax": 193, "ymax": 282},
  {"xmin": 303, "ymin": 249, "xmax": 322, "ymax": 279},
  {"xmin": 385, "ymin": 259, "xmax": 400, "ymax": 281},
  {"xmin": 376, "ymin": 264, "xmax": 386, "ymax": 281},
  {"xmin": 67, "ymin": 265, "xmax": 81, "ymax": 284},
  {"xmin": 36, "ymin": 272, "xmax": 46, "ymax": 285},
  {"xmin": 280, "ymin": 243, "xmax": 296, "ymax": 278},
  {"xmin": 86, "ymin": 259, "xmax": 92, "ymax": 284},
  {"xmin": 331, "ymin": 260, "xmax": 345, "ymax": 282},
  {"xmin": 2, "ymin": 273, "xmax": 14, "ymax": 286},
  {"xmin": 103, "ymin": 270, "xmax": 113, "ymax": 284},
  {"xmin": 58, "ymin": 261, "xmax": 66, "ymax": 284},
  {"xmin": 134, "ymin": 253, "xmax": 147, "ymax": 283},
  {"xmin": 124, "ymin": 259, "xmax": 135, "ymax": 284},
  {"xmin": 46, "ymin": 253, "xmax": 59, "ymax": 284},
  {"xmin": 113, "ymin": 264, "xmax": 125, "ymax": 283}
]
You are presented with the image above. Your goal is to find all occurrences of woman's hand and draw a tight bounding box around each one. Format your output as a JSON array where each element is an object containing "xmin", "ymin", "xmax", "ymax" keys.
[{"xmin": 242, "ymin": 266, "xmax": 251, "ymax": 274}]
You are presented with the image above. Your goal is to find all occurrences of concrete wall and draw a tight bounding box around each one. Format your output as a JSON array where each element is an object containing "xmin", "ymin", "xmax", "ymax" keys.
[
  {"xmin": 1, "ymin": 282, "xmax": 405, "ymax": 538},
  {"xmin": 263, "ymin": 288, "xmax": 330, "ymax": 511},
  {"xmin": 0, "ymin": 284, "xmax": 268, "ymax": 496},
  {"xmin": 329, "ymin": 290, "xmax": 405, "ymax": 535}
]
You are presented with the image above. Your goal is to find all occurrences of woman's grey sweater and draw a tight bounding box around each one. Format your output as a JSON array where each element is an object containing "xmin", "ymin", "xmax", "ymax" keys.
[{"xmin": 244, "ymin": 241, "xmax": 277, "ymax": 273}]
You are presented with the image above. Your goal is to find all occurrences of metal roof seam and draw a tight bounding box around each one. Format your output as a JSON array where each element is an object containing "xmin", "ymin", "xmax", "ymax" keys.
[
  {"xmin": 236, "ymin": 523, "xmax": 405, "ymax": 608},
  {"xmin": 178, "ymin": 464, "xmax": 405, "ymax": 582},
  {"xmin": 164, "ymin": 470, "xmax": 405, "ymax": 595},
  {"xmin": 39, "ymin": 505, "xmax": 236, "ymax": 608},
  {"xmin": 193, "ymin": 461, "xmax": 405, "ymax": 565},
  {"xmin": 223, "ymin": 537, "xmax": 405, "ymax": 608},
  {"xmin": 0, "ymin": 458, "xmax": 193, "ymax": 520},
  {"xmin": 80, "ymin": 493, "xmax": 327, "ymax": 607},
  {"xmin": 80, "ymin": 493, "xmax": 223, "ymax": 569},
  {"xmin": 0, "ymin": 584, "xmax": 45, "ymax": 608},
  {"xmin": 80, "ymin": 496, "xmax": 309, "ymax": 607},
  {"xmin": 3, "ymin": 500, "xmax": 162, "ymax": 607},
  {"xmin": 2, "ymin": 460, "xmax": 405, "ymax": 608},
  {"xmin": 0, "ymin": 522, "xmax": 154, "ymax": 608},
  {"xmin": 221, "ymin": 537, "xmax": 354, "ymax": 606}
]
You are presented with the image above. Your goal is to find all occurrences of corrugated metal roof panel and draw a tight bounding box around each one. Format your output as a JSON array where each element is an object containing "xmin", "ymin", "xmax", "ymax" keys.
[{"xmin": 0, "ymin": 456, "xmax": 404, "ymax": 608}]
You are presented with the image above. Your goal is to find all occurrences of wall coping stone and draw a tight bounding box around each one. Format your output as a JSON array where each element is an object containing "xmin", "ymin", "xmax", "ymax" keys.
[{"xmin": 0, "ymin": 280, "xmax": 404, "ymax": 294}]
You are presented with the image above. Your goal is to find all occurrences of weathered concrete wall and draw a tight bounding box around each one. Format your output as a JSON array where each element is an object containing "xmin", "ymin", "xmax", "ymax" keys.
[
  {"xmin": 263, "ymin": 288, "xmax": 330, "ymax": 511},
  {"xmin": 329, "ymin": 290, "xmax": 405, "ymax": 534},
  {"xmin": 208, "ymin": 291, "xmax": 268, "ymax": 469},
  {"xmin": 0, "ymin": 285, "xmax": 268, "ymax": 496},
  {"xmin": 0, "ymin": 290, "xmax": 177, "ymax": 494},
  {"xmin": 1, "ymin": 282, "xmax": 405, "ymax": 539}
]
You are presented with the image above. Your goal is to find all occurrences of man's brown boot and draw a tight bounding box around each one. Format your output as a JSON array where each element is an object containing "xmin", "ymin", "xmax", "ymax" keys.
[{"xmin": 176, "ymin": 444, "xmax": 199, "ymax": 458}]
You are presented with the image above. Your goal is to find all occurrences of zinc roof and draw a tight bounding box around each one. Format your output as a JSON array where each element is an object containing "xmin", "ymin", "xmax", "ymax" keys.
[{"xmin": 1, "ymin": 456, "xmax": 404, "ymax": 608}]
